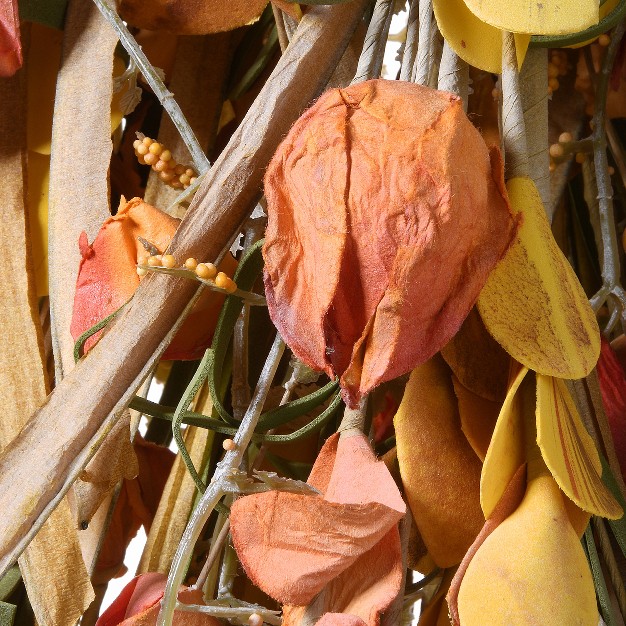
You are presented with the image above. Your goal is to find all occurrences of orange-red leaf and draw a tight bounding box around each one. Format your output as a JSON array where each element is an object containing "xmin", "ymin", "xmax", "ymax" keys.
[
  {"xmin": 0, "ymin": 0, "xmax": 21, "ymax": 77},
  {"xmin": 264, "ymin": 79, "xmax": 518, "ymax": 407}
]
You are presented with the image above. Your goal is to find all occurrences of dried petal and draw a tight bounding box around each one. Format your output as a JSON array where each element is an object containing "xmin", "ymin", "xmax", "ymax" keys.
[
  {"xmin": 264, "ymin": 79, "xmax": 517, "ymax": 407},
  {"xmin": 230, "ymin": 432, "xmax": 405, "ymax": 606},
  {"xmin": 116, "ymin": 0, "xmax": 269, "ymax": 35},
  {"xmin": 0, "ymin": 0, "xmax": 21, "ymax": 77}
]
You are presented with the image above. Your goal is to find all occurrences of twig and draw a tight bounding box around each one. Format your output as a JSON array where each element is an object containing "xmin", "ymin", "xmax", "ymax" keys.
[
  {"xmin": 351, "ymin": 0, "xmax": 395, "ymax": 84},
  {"xmin": 91, "ymin": 0, "xmax": 210, "ymax": 173},
  {"xmin": 606, "ymin": 120, "xmax": 626, "ymax": 192},
  {"xmin": 272, "ymin": 5, "xmax": 290, "ymax": 53},
  {"xmin": 587, "ymin": 21, "xmax": 626, "ymax": 328},
  {"xmin": 501, "ymin": 31, "xmax": 529, "ymax": 179},
  {"xmin": 194, "ymin": 518, "xmax": 231, "ymax": 592},
  {"xmin": 400, "ymin": 0, "xmax": 420, "ymax": 82},
  {"xmin": 413, "ymin": 0, "xmax": 433, "ymax": 85},
  {"xmin": 157, "ymin": 334, "xmax": 286, "ymax": 625}
]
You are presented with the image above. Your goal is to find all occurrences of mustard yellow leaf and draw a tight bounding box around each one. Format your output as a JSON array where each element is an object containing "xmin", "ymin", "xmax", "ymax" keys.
[
  {"xmin": 567, "ymin": 0, "xmax": 619, "ymax": 48},
  {"xmin": 477, "ymin": 176, "xmax": 600, "ymax": 379},
  {"xmin": 536, "ymin": 374, "xmax": 622, "ymax": 519},
  {"xmin": 480, "ymin": 366, "xmax": 529, "ymax": 518},
  {"xmin": 463, "ymin": 0, "xmax": 599, "ymax": 36},
  {"xmin": 433, "ymin": 0, "xmax": 529, "ymax": 73},
  {"xmin": 458, "ymin": 474, "xmax": 599, "ymax": 626}
]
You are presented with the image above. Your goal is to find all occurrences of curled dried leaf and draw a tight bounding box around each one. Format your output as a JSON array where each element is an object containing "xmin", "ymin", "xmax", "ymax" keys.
[{"xmin": 264, "ymin": 79, "xmax": 518, "ymax": 407}]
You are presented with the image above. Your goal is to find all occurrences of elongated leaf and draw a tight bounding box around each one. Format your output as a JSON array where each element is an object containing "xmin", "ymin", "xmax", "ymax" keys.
[
  {"xmin": 478, "ymin": 176, "xmax": 600, "ymax": 379},
  {"xmin": 584, "ymin": 526, "xmax": 616, "ymax": 626},
  {"xmin": 536, "ymin": 375, "xmax": 622, "ymax": 519}
]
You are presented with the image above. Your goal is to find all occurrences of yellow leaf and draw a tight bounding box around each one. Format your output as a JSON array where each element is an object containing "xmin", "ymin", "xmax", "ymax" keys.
[
  {"xmin": 458, "ymin": 473, "xmax": 599, "ymax": 625},
  {"xmin": 477, "ymin": 176, "xmax": 600, "ymax": 379},
  {"xmin": 463, "ymin": 0, "xmax": 599, "ymax": 36},
  {"xmin": 433, "ymin": 0, "xmax": 529, "ymax": 73},
  {"xmin": 26, "ymin": 152, "xmax": 49, "ymax": 297},
  {"xmin": 536, "ymin": 374, "xmax": 622, "ymax": 519},
  {"xmin": 480, "ymin": 365, "xmax": 529, "ymax": 518},
  {"xmin": 566, "ymin": 0, "xmax": 619, "ymax": 48}
]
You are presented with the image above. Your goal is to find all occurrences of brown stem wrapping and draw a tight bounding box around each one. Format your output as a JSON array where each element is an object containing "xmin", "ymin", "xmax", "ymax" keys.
[{"xmin": 0, "ymin": 0, "xmax": 371, "ymax": 578}]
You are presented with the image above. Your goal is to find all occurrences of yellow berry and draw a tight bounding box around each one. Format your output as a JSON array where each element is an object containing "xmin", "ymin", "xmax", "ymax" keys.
[
  {"xmin": 598, "ymin": 34, "xmax": 611, "ymax": 47},
  {"xmin": 248, "ymin": 613, "xmax": 263, "ymax": 626},
  {"xmin": 215, "ymin": 272, "xmax": 237, "ymax": 293},
  {"xmin": 189, "ymin": 177, "xmax": 197, "ymax": 185},
  {"xmin": 142, "ymin": 136, "xmax": 153, "ymax": 147},
  {"xmin": 160, "ymin": 149, "xmax": 172, "ymax": 162},
  {"xmin": 222, "ymin": 438, "xmax": 236, "ymax": 451},
  {"xmin": 154, "ymin": 159, "xmax": 168, "ymax": 172},
  {"xmin": 144, "ymin": 153, "xmax": 158, "ymax": 166},
  {"xmin": 549, "ymin": 143, "xmax": 564, "ymax": 158},
  {"xmin": 184, "ymin": 258, "xmax": 198, "ymax": 271},
  {"xmin": 558, "ymin": 132, "xmax": 573, "ymax": 144},
  {"xmin": 179, "ymin": 173, "xmax": 191, "ymax": 185},
  {"xmin": 491, "ymin": 87, "xmax": 500, "ymax": 100},
  {"xmin": 148, "ymin": 255, "xmax": 161, "ymax": 267},
  {"xmin": 133, "ymin": 139, "xmax": 142, "ymax": 150},
  {"xmin": 609, "ymin": 166, "xmax": 615, "ymax": 175},
  {"xmin": 149, "ymin": 142, "xmax": 162, "ymax": 155},
  {"xmin": 196, "ymin": 262, "xmax": 217, "ymax": 280},
  {"xmin": 160, "ymin": 170, "xmax": 175, "ymax": 182},
  {"xmin": 136, "ymin": 143, "xmax": 148, "ymax": 156},
  {"xmin": 575, "ymin": 152, "xmax": 586, "ymax": 164},
  {"xmin": 548, "ymin": 77, "xmax": 560, "ymax": 91},
  {"xmin": 162, "ymin": 254, "xmax": 176, "ymax": 268},
  {"xmin": 185, "ymin": 168, "xmax": 195, "ymax": 178},
  {"xmin": 137, "ymin": 266, "xmax": 148, "ymax": 276},
  {"xmin": 137, "ymin": 155, "xmax": 146, "ymax": 165}
]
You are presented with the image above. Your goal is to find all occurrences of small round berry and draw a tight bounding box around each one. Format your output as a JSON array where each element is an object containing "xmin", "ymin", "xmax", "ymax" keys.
[
  {"xmin": 133, "ymin": 139, "xmax": 142, "ymax": 150},
  {"xmin": 160, "ymin": 170, "xmax": 175, "ymax": 182},
  {"xmin": 160, "ymin": 149, "xmax": 172, "ymax": 162},
  {"xmin": 196, "ymin": 262, "xmax": 217, "ymax": 280},
  {"xmin": 149, "ymin": 142, "xmax": 162, "ymax": 155},
  {"xmin": 144, "ymin": 153, "xmax": 158, "ymax": 166},
  {"xmin": 548, "ymin": 77, "xmax": 560, "ymax": 91},
  {"xmin": 575, "ymin": 152, "xmax": 586, "ymax": 164},
  {"xmin": 185, "ymin": 168, "xmax": 195, "ymax": 178},
  {"xmin": 248, "ymin": 613, "xmax": 263, "ymax": 626},
  {"xmin": 549, "ymin": 143, "xmax": 564, "ymax": 158},
  {"xmin": 609, "ymin": 166, "xmax": 615, "ymax": 176},
  {"xmin": 137, "ymin": 266, "xmax": 148, "ymax": 276},
  {"xmin": 549, "ymin": 161, "xmax": 556, "ymax": 172},
  {"xmin": 154, "ymin": 159, "xmax": 168, "ymax": 172},
  {"xmin": 215, "ymin": 272, "xmax": 237, "ymax": 293},
  {"xmin": 137, "ymin": 155, "xmax": 146, "ymax": 165},
  {"xmin": 162, "ymin": 254, "xmax": 176, "ymax": 268},
  {"xmin": 598, "ymin": 33, "xmax": 611, "ymax": 47},
  {"xmin": 142, "ymin": 136, "xmax": 153, "ymax": 147},
  {"xmin": 189, "ymin": 177, "xmax": 197, "ymax": 185},
  {"xmin": 148, "ymin": 255, "xmax": 161, "ymax": 267},
  {"xmin": 222, "ymin": 438, "xmax": 236, "ymax": 451},
  {"xmin": 558, "ymin": 132, "xmax": 573, "ymax": 144},
  {"xmin": 184, "ymin": 257, "xmax": 198, "ymax": 271},
  {"xmin": 179, "ymin": 173, "xmax": 191, "ymax": 186},
  {"xmin": 136, "ymin": 143, "xmax": 148, "ymax": 156}
]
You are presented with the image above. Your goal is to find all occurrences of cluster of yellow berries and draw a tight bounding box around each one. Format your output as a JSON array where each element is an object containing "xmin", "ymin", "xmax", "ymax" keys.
[
  {"xmin": 548, "ymin": 50, "xmax": 569, "ymax": 95},
  {"xmin": 549, "ymin": 131, "xmax": 616, "ymax": 174},
  {"xmin": 133, "ymin": 134, "xmax": 198, "ymax": 190},
  {"xmin": 137, "ymin": 254, "xmax": 238, "ymax": 293}
]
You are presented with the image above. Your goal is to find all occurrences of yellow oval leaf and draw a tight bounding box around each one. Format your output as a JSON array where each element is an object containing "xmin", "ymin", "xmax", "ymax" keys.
[
  {"xmin": 433, "ymin": 0, "xmax": 529, "ymax": 73},
  {"xmin": 536, "ymin": 374, "xmax": 622, "ymax": 519},
  {"xmin": 567, "ymin": 0, "xmax": 619, "ymax": 48},
  {"xmin": 480, "ymin": 365, "xmax": 529, "ymax": 518},
  {"xmin": 477, "ymin": 176, "xmax": 600, "ymax": 379},
  {"xmin": 463, "ymin": 0, "xmax": 599, "ymax": 36}
]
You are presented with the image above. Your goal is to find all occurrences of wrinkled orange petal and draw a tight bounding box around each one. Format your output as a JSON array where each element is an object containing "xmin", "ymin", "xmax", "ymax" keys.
[
  {"xmin": 264, "ymin": 79, "xmax": 518, "ymax": 407},
  {"xmin": 394, "ymin": 356, "xmax": 484, "ymax": 567},
  {"xmin": 230, "ymin": 432, "xmax": 405, "ymax": 606},
  {"xmin": 71, "ymin": 197, "xmax": 231, "ymax": 360},
  {"xmin": 96, "ymin": 572, "xmax": 220, "ymax": 626},
  {"xmin": 0, "ymin": 0, "xmax": 21, "ymax": 77}
]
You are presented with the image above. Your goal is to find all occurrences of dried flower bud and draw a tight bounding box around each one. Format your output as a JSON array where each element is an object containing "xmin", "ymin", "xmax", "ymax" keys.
[{"xmin": 263, "ymin": 79, "xmax": 518, "ymax": 407}]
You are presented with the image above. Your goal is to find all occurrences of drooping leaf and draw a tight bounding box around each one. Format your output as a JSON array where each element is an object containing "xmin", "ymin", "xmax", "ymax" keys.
[
  {"xmin": 536, "ymin": 374, "xmax": 622, "ymax": 519},
  {"xmin": 230, "ymin": 432, "xmax": 405, "ymax": 608},
  {"xmin": 395, "ymin": 356, "xmax": 484, "ymax": 568},
  {"xmin": 264, "ymin": 79, "xmax": 518, "ymax": 407},
  {"xmin": 433, "ymin": 0, "xmax": 529, "ymax": 74},
  {"xmin": 458, "ymin": 471, "xmax": 598, "ymax": 625},
  {"xmin": 463, "ymin": 0, "xmax": 599, "ymax": 36},
  {"xmin": 477, "ymin": 176, "xmax": 600, "ymax": 379}
]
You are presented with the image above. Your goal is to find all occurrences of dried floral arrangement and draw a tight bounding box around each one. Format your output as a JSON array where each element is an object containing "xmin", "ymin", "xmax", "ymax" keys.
[{"xmin": 3, "ymin": 0, "xmax": 626, "ymax": 625}]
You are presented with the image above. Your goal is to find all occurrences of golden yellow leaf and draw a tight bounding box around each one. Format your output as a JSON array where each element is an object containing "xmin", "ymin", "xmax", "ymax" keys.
[
  {"xmin": 433, "ymin": 0, "xmax": 529, "ymax": 74},
  {"xmin": 567, "ymin": 0, "xmax": 619, "ymax": 48},
  {"xmin": 458, "ymin": 472, "xmax": 599, "ymax": 625},
  {"xmin": 536, "ymin": 374, "xmax": 622, "ymax": 519},
  {"xmin": 477, "ymin": 176, "xmax": 600, "ymax": 379},
  {"xmin": 463, "ymin": 0, "xmax": 598, "ymax": 36},
  {"xmin": 480, "ymin": 366, "xmax": 529, "ymax": 518}
]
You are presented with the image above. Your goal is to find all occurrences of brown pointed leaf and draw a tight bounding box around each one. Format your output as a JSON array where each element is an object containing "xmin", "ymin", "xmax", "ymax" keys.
[{"xmin": 264, "ymin": 79, "xmax": 518, "ymax": 408}]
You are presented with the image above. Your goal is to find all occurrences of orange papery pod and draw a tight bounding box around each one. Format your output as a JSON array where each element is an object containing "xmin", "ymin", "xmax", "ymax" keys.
[
  {"xmin": 95, "ymin": 572, "xmax": 220, "ymax": 626},
  {"xmin": 263, "ymin": 79, "xmax": 518, "ymax": 407},
  {"xmin": 70, "ymin": 197, "xmax": 234, "ymax": 361},
  {"xmin": 0, "ymin": 0, "xmax": 21, "ymax": 77},
  {"xmin": 230, "ymin": 431, "xmax": 405, "ymax": 620}
]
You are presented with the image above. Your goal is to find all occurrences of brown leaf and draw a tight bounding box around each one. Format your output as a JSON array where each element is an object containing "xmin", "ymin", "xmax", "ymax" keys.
[
  {"xmin": 230, "ymin": 432, "xmax": 405, "ymax": 608},
  {"xmin": 263, "ymin": 79, "xmax": 518, "ymax": 407}
]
